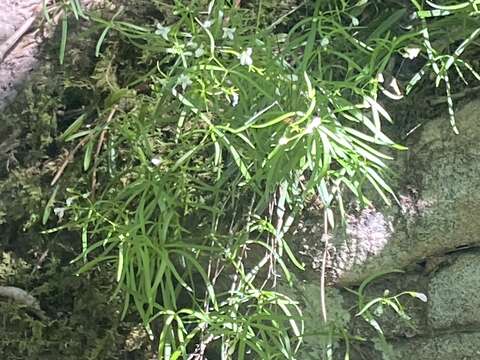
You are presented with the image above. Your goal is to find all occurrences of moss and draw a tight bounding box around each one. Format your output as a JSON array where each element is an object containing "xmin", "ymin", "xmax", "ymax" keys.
[
  {"xmin": 0, "ymin": 14, "xmax": 151, "ymax": 359},
  {"xmin": 0, "ymin": 254, "xmax": 124, "ymax": 359}
]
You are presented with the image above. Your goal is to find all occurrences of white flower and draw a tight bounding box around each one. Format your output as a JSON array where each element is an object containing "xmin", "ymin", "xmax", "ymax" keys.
[
  {"xmin": 320, "ymin": 37, "xmax": 329, "ymax": 48},
  {"xmin": 239, "ymin": 48, "xmax": 253, "ymax": 66},
  {"xmin": 53, "ymin": 207, "xmax": 66, "ymax": 221},
  {"xmin": 402, "ymin": 46, "xmax": 421, "ymax": 60},
  {"xmin": 66, "ymin": 197, "xmax": 75, "ymax": 207},
  {"xmin": 155, "ymin": 24, "xmax": 171, "ymax": 40},
  {"xmin": 177, "ymin": 74, "xmax": 192, "ymax": 90},
  {"xmin": 279, "ymin": 137, "xmax": 288, "ymax": 145},
  {"xmin": 195, "ymin": 45, "xmax": 205, "ymax": 58},
  {"xmin": 202, "ymin": 20, "xmax": 214, "ymax": 29},
  {"xmin": 222, "ymin": 27, "xmax": 236, "ymax": 41},
  {"xmin": 351, "ymin": 16, "xmax": 359, "ymax": 26},
  {"xmin": 151, "ymin": 157, "xmax": 162, "ymax": 166},
  {"xmin": 231, "ymin": 92, "xmax": 239, "ymax": 107}
]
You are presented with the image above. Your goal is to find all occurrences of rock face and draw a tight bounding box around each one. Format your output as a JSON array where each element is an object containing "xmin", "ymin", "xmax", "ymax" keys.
[
  {"xmin": 427, "ymin": 252, "xmax": 480, "ymax": 330},
  {"xmin": 391, "ymin": 333, "xmax": 480, "ymax": 360},
  {"xmin": 293, "ymin": 99, "xmax": 480, "ymax": 359},
  {"xmin": 326, "ymin": 99, "xmax": 480, "ymax": 285},
  {"xmin": 293, "ymin": 249, "xmax": 480, "ymax": 359},
  {"xmin": 0, "ymin": 1, "xmax": 39, "ymax": 43},
  {"xmin": 0, "ymin": 0, "xmax": 41, "ymax": 110},
  {"xmin": 0, "ymin": 0, "xmax": 101, "ymax": 110},
  {"xmin": 387, "ymin": 251, "xmax": 480, "ymax": 359}
]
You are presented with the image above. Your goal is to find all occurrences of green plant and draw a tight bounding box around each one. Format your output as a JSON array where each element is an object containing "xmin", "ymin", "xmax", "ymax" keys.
[
  {"xmin": 349, "ymin": 270, "xmax": 427, "ymax": 360},
  {"xmin": 406, "ymin": 0, "xmax": 480, "ymax": 133},
  {"xmin": 42, "ymin": 0, "xmax": 89, "ymax": 64},
  {"xmin": 39, "ymin": 0, "xmax": 480, "ymax": 358}
]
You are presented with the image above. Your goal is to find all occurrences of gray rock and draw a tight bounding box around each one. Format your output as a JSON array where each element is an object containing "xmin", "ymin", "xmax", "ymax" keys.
[
  {"xmin": 391, "ymin": 332, "xmax": 480, "ymax": 360},
  {"xmin": 428, "ymin": 252, "xmax": 480, "ymax": 330},
  {"xmin": 0, "ymin": 0, "xmax": 41, "ymax": 109},
  {"xmin": 0, "ymin": 1, "xmax": 39, "ymax": 43},
  {"xmin": 0, "ymin": 0, "xmax": 101, "ymax": 110},
  {"xmin": 294, "ymin": 251, "xmax": 480, "ymax": 359},
  {"xmin": 294, "ymin": 99, "xmax": 480, "ymax": 358},
  {"xmin": 327, "ymin": 100, "xmax": 480, "ymax": 285}
]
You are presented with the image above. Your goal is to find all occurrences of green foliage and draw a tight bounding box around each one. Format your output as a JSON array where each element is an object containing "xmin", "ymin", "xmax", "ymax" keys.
[
  {"xmin": 349, "ymin": 270, "xmax": 427, "ymax": 360},
  {"xmin": 283, "ymin": 282, "xmax": 352, "ymax": 360},
  {"xmin": 42, "ymin": 0, "xmax": 89, "ymax": 64},
  {"xmin": 406, "ymin": 0, "xmax": 480, "ymax": 133},
  {"xmin": 38, "ymin": 0, "xmax": 480, "ymax": 358}
]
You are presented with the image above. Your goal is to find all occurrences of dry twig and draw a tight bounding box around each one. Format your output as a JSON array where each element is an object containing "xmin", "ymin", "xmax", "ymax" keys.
[{"xmin": 0, "ymin": 5, "xmax": 41, "ymax": 62}]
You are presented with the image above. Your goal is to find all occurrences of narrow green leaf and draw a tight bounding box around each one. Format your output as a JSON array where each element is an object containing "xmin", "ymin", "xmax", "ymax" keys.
[
  {"xmin": 42, "ymin": 185, "xmax": 59, "ymax": 225},
  {"xmin": 96, "ymin": 26, "xmax": 111, "ymax": 57},
  {"xmin": 84, "ymin": 139, "xmax": 94, "ymax": 171},
  {"xmin": 116, "ymin": 243, "xmax": 124, "ymax": 282},
  {"xmin": 252, "ymin": 112, "xmax": 296, "ymax": 129},
  {"xmin": 59, "ymin": 15, "xmax": 68, "ymax": 64},
  {"xmin": 61, "ymin": 113, "xmax": 87, "ymax": 141}
]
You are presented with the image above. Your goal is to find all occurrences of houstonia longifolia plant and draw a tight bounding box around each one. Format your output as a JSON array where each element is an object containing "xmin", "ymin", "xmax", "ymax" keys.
[{"xmin": 43, "ymin": 0, "xmax": 480, "ymax": 358}]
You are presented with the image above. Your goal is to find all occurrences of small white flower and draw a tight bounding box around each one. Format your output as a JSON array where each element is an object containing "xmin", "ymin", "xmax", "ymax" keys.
[
  {"xmin": 351, "ymin": 16, "xmax": 359, "ymax": 26},
  {"xmin": 66, "ymin": 197, "xmax": 75, "ymax": 207},
  {"xmin": 177, "ymin": 73, "xmax": 192, "ymax": 90},
  {"xmin": 231, "ymin": 92, "xmax": 239, "ymax": 107},
  {"xmin": 320, "ymin": 37, "xmax": 329, "ymax": 47},
  {"xmin": 53, "ymin": 207, "xmax": 66, "ymax": 221},
  {"xmin": 374, "ymin": 304, "xmax": 384, "ymax": 316},
  {"xmin": 403, "ymin": 46, "xmax": 421, "ymax": 60},
  {"xmin": 279, "ymin": 137, "xmax": 288, "ymax": 145},
  {"xmin": 239, "ymin": 48, "xmax": 253, "ymax": 66},
  {"xmin": 195, "ymin": 45, "xmax": 205, "ymax": 58},
  {"xmin": 155, "ymin": 24, "xmax": 171, "ymax": 41},
  {"xmin": 203, "ymin": 20, "xmax": 214, "ymax": 29},
  {"xmin": 151, "ymin": 157, "xmax": 162, "ymax": 166},
  {"xmin": 222, "ymin": 27, "xmax": 236, "ymax": 41}
]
